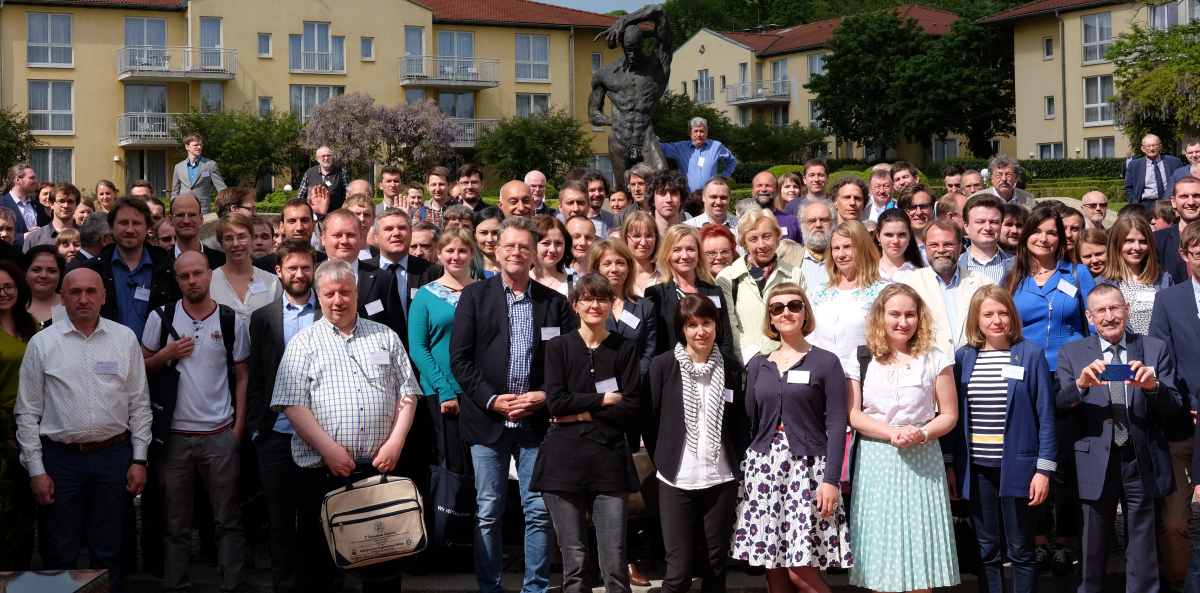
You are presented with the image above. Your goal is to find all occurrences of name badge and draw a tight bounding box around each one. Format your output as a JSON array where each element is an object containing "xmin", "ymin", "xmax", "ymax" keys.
[
  {"xmin": 697, "ymin": 156, "xmax": 706, "ymax": 167},
  {"xmin": 95, "ymin": 361, "xmax": 119, "ymax": 375},
  {"xmin": 787, "ymin": 370, "xmax": 810, "ymax": 384},
  {"xmin": 1056, "ymin": 279, "xmax": 1078, "ymax": 298},
  {"xmin": 50, "ymin": 304, "xmax": 67, "ymax": 323},
  {"xmin": 1136, "ymin": 292, "xmax": 1156, "ymax": 302},
  {"xmin": 364, "ymin": 299, "xmax": 384, "ymax": 316},
  {"xmin": 540, "ymin": 327, "xmax": 560, "ymax": 340},
  {"xmin": 134, "ymin": 287, "xmax": 151, "ymax": 301},
  {"xmin": 781, "ymin": 226, "xmax": 790, "ymax": 236},
  {"xmin": 324, "ymin": 179, "xmax": 332, "ymax": 187},
  {"xmin": 595, "ymin": 377, "xmax": 618, "ymax": 393},
  {"xmin": 708, "ymin": 295, "xmax": 722, "ymax": 308},
  {"xmin": 1001, "ymin": 365, "xmax": 1025, "ymax": 381},
  {"xmin": 248, "ymin": 282, "xmax": 268, "ymax": 295},
  {"xmin": 619, "ymin": 310, "xmax": 640, "ymax": 329},
  {"xmin": 368, "ymin": 351, "xmax": 390, "ymax": 366},
  {"xmin": 899, "ymin": 374, "xmax": 923, "ymax": 388},
  {"xmin": 724, "ymin": 388, "xmax": 735, "ymax": 402},
  {"xmin": 410, "ymin": 288, "xmax": 418, "ymax": 300},
  {"xmin": 201, "ymin": 171, "xmax": 210, "ymax": 178}
]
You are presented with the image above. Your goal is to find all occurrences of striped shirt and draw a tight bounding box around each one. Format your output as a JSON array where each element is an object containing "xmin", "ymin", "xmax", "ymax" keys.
[
  {"xmin": 967, "ymin": 350, "xmax": 1010, "ymax": 467},
  {"xmin": 798, "ymin": 249, "xmax": 830, "ymax": 289},
  {"xmin": 959, "ymin": 249, "xmax": 1014, "ymax": 285}
]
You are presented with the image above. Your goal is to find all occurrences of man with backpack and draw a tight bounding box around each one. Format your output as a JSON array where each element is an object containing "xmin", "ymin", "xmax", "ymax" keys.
[{"xmin": 141, "ymin": 250, "xmax": 250, "ymax": 593}]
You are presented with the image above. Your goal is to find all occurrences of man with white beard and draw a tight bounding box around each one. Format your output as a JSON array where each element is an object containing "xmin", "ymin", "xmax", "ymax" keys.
[
  {"xmin": 796, "ymin": 199, "xmax": 834, "ymax": 287},
  {"xmin": 901, "ymin": 219, "xmax": 996, "ymax": 355}
]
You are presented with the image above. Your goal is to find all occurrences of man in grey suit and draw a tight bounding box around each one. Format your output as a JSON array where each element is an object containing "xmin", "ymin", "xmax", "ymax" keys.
[
  {"xmin": 171, "ymin": 133, "xmax": 226, "ymax": 214},
  {"xmin": 1056, "ymin": 283, "xmax": 1182, "ymax": 593}
]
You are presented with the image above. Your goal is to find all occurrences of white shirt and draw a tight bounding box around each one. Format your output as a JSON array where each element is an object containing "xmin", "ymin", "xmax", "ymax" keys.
[
  {"xmin": 809, "ymin": 281, "xmax": 890, "ymax": 379},
  {"xmin": 685, "ymin": 212, "xmax": 745, "ymax": 256},
  {"xmin": 10, "ymin": 193, "xmax": 37, "ymax": 229},
  {"xmin": 210, "ymin": 266, "xmax": 282, "ymax": 326},
  {"xmin": 657, "ymin": 362, "xmax": 734, "ymax": 490},
  {"xmin": 861, "ymin": 349, "xmax": 953, "ymax": 426},
  {"xmin": 878, "ymin": 260, "xmax": 918, "ymax": 284},
  {"xmin": 142, "ymin": 301, "xmax": 251, "ymax": 432},
  {"xmin": 866, "ymin": 198, "xmax": 894, "ymax": 222},
  {"xmin": 16, "ymin": 318, "xmax": 153, "ymax": 476}
]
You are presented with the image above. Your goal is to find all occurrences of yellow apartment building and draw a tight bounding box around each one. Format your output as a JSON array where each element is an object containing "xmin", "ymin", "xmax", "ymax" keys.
[
  {"xmin": 0, "ymin": 0, "xmax": 624, "ymax": 194},
  {"xmin": 668, "ymin": 6, "xmax": 1017, "ymax": 166},
  {"xmin": 978, "ymin": 0, "xmax": 1197, "ymax": 160}
]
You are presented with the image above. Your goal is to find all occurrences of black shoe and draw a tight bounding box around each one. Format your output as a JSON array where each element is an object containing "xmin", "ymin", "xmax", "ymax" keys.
[
  {"xmin": 826, "ymin": 567, "xmax": 847, "ymax": 575},
  {"xmin": 1052, "ymin": 547, "xmax": 1074, "ymax": 575},
  {"xmin": 746, "ymin": 565, "xmax": 766, "ymax": 576},
  {"xmin": 1035, "ymin": 544, "xmax": 1051, "ymax": 575}
]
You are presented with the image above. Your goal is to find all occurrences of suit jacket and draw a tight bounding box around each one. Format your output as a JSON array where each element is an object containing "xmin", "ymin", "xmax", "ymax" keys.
[
  {"xmin": 971, "ymin": 187, "xmax": 1039, "ymax": 211},
  {"xmin": 0, "ymin": 238, "xmax": 24, "ymax": 265},
  {"xmin": 252, "ymin": 250, "xmax": 328, "ymax": 274},
  {"xmin": 448, "ymin": 274, "xmax": 574, "ymax": 446},
  {"xmin": 1155, "ymin": 225, "xmax": 1189, "ymax": 285},
  {"xmin": 246, "ymin": 295, "xmax": 323, "ymax": 442},
  {"xmin": 646, "ymin": 280, "xmax": 739, "ymax": 386},
  {"xmin": 0, "ymin": 192, "xmax": 50, "ymax": 248},
  {"xmin": 1172, "ymin": 164, "xmax": 1198, "ymax": 185},
  {"xmin": 1124, "ymin": 155, "xmax": 1184, "ymax": 203},
  {"xmin": 185, "ymin": 244, "xmax": 226, "ymax": 269},
  {"xmin": 1149, "ymin": 280, "xmax": 1200, "ymax": 442},
  {"xmin": 1055, "ymin": 332, "xmax": 1182, "ymax": 500},
  {"xmin": 82, "ymin": 242, "xmax": 180, "ymax": 324},
  {"xmin": 902, "ymin": 267, "xmax": 996, "ymax": 356},
  {"xmin": 947, "ymin": 340, "xmax": 1057, "ymax": 499},
  {"xmin": 365, "ymin": 253, "xmax": 435, "ymax": 316},
  {"xmin": 355, "ymin": 260, "xmax": 408, "ymax": 348},
  {"xmin": 171, "ymin": 156, "xmax": 226, "ymax": 213}
]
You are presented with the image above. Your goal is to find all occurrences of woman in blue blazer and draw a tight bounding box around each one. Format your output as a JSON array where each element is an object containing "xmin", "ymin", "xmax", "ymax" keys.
[{"xmin": 946, "ymin": 285, "xmax": 1057, "ymax": 593}]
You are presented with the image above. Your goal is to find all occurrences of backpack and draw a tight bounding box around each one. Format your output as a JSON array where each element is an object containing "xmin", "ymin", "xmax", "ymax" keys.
[{"xmin": 148, "ymin": 301, "xmax": 238, "ymax": 447}]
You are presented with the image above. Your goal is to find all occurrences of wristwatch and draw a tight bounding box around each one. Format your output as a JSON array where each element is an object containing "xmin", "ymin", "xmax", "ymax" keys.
[{"xmin": 132, "ymin": 459, "xmax": 148, "ymax": 467}]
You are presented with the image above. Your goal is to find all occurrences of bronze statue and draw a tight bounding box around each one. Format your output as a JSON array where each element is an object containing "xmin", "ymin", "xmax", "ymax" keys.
[{"xmin": 589, "ymin": 4, "xmax": 672, "ymax": 190}]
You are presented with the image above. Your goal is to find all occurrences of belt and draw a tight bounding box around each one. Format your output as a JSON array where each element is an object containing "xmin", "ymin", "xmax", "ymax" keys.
[{"xmin": 43, "ymin": 431, "xmax": 130, "ymax": 451}]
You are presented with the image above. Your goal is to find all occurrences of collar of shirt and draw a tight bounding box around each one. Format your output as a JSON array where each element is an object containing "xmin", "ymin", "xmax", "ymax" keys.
[
  {"xmin": 174, "ymin": 244, "xmax": 206, "ymax": 259},
  {"xmin": 381, "ymin": 253, "xmax": 409, "ymax": 271},
  {"xmin": 318, "ymin": 315, "xmax": 360, "ymax": 340},
  {"xmin": 1098, "ymin": 333, "xmax": 1128, "ymax": 359},
  {"xmin": 350, "ymin": 258, "xmax": 360, "ymax": 278},
  {"xmin": 284, "ymin": 290, "xmax": 317, "ymax": 314},
  {"xmin": 60, "ymin": 316, "xmax": 109, "ymax": 340},
  {"xmin": 501, "ymin": 274, "xmax": 528, "ymax": 300},
  {"xmin": 964, "ymin": 248, "xmax": 1008, "ymax": 266},
  {"xmin": 806, "ymin": 248, "xmax": 825, "ymax": 262},
  {"xmin": 113, "ymin": 244, "xmax": 153, "ymax": 273},
  {"xmin": 188, "ymin": 156, "xmax": 201, "ymax": 167},
  {"xmin": 935, "ymin": 267, "xmax": 962, "ymax": 289}
]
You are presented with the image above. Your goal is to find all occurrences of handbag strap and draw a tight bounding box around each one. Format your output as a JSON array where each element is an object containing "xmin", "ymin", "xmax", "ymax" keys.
[{"xmin": 156, "ymin": 303, "xmax": 183, "ymax": 369}]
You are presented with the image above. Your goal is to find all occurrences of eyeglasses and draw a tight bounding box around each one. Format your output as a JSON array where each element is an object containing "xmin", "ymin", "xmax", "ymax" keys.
[
  {"xmin": 0, "ymin": 283, "xmax": 17, "ymax": 296},
  {"xmin": 1090, "ymin": 305, "xmax": 1126, "ymax": 319},
  {"xmin": 705, "ymin": 249, "xmax": 733, "ymax": 258},
  {"xmin": 1082, "ymin": 202, "xmax": 1107, "ymax": 209},
  {"xmin": 499, "ymin": 243, "xmax": 532, "ymax": 255},
  {"xmin": 575, "ymin": 297, "xmax": 612, "ymax": 306},
  {"xmin": 768, "ymin": 299, "xmax": 805, "ymax": 316},
  {"xmin": 903, "ymin": 203, "xmax": 933, "ymax": 213},
  {"xmin": 803, "ymin": 217, "xmax": 833, "ymax": 226},
  {"xmin": 992, "ymin": 171, "xmax": 1016, "ymax": 180}
]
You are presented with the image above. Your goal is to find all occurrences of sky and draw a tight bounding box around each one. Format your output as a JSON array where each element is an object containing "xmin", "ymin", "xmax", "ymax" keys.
[{"xmin": 539, "ymin": 0, "xmax": 647, "ymax": 13}]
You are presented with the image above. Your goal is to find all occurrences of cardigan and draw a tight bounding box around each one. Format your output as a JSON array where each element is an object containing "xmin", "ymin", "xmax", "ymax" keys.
[
  {"xmin": 1008, "ymin": 260, "xmax": 1096, "ymax": 372},
  {"xmin": 744, "ymin": 347, "xmax": 847, "ymax": 486},
  {"xmin": 605, "ymin": 297, "xmax": 658, "ymax": 380},
  {"xmin": 716, "ymin": 256, "xmax": 807, "ymax": 366},
  {"xmin": 408, "ymin": 285, "xmax": 462, "ymax": 403}
]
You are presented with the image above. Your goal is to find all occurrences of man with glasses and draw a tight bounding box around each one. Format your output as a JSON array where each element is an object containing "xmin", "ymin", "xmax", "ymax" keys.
[
  {"xmin": 170, "ymin": 194, "xmax": 225, "ymax": 269},
  {"xmin": 971, "ymin": 155, "xmax": 1038, "ymax": 210},
  {"xmin": 449, "ymin": 216, "xmax": 572, "ymax": 593},
  {"xmin": 901, "ymin": 219, "xmax": 995, "ymax": 355},
  {"xmin": 962, "ymin": 170, "xmax": 986, "ymax": 196},
  {"xmin": 686, "ymin": 178, "xmax": 739, "ymax": 243},
  {"xmin": 525, "ymin": 170, "xmax": 556, "ymax": 217},
  {"xmin": 23, "ymin": 182, "xmax": 78, "ymax": 251},
  {"xmin": 1156, "ymin": 177, "xmax": 1200, "ymax": 281},
  {"xmin": 297, "ymin": 146, "xmax": 349, "ymax": 213},
  {"xmin": 457, "ymin": 163, "xmax": 486, "ymax": 213},
  {"xmin": 1126, "ymin": 134, "xmax": 1183, "ymax": 204},
  {"xmin": 797, "ymin": 199, "xmax": 835, "ymax": 287},
  {"xmin": 1172, "ymin": 138, "xmax": 1200, "ymax": 185}
]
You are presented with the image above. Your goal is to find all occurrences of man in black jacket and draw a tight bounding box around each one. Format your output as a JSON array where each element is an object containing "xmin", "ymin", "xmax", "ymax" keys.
[
  {"xmin": 449, "ymin": 216, "xmax": 573, "ymax": 593},
  {"xmin": 253, "ymin": 199, "xmax": 327, "ymax": 273},
  {"xmin": 366, "ymin": 207, "xmax": 436, "ymax": 324}
]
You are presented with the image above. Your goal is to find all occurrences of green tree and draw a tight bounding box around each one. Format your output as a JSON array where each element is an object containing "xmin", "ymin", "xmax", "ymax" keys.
[
  {"xmin": 607, "ymin": 9, "xmax": 629, "ymax": 17},
  {"xmin": 725, "ymin": 118, "xmax": 830, "ymax": 162},
  {"xmin": 651, "ymin": 90, "xmax": 735, "ymax": 144},
  {"xmin": 0, "ymin": 106, "xmax": 42, "ymax": 177},
  {"xmin": 1108, "ymin": 20, "xmax": 1200, "ymax": 153},
  {"xmin": 173, "ymin": 106, "xmax": 305, "ymax": 189},
  {"xmin": 473, "ymin": 109, "xmax": 593, "ymax": 187}
]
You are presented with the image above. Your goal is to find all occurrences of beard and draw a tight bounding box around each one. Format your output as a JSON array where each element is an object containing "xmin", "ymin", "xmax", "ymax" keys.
[
  {"xmin": 802, "ymin": 227, "xmax": 830, "ymax": 251},
  {"xmin": 930, "ymin": 254, "xmax": 957, "ymax": 275},
  {"xmin": 284, "ymin": 279, "xmax": 313, "ymax": 299},
  {"xmin": 755, "ymin": 191, "xmax": 775, "ymax": 208},
  {"xmin": 184, "ymin": 289, "xmax": 208, "ymax": 304}
]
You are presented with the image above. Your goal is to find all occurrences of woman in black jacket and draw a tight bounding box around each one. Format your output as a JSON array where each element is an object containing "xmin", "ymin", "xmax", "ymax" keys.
[
  {"xmin": 647, "ymin": 294, "xmax": 749, "ymax": 593},
  {"xmin": 530, "ymin": 272, "xmax": 642, "ymax": 593}
]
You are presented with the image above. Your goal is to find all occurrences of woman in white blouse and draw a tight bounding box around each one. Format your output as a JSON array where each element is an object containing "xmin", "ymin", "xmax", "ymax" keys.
[
  {"xmin": 210, "ymin": 212, "xmax": 281, "ymax": 325},
  {"xmin": 875, "ymin": 208, "xmax": 925, "ymax": 283},
  {"xmin": 847, "ymin": 283, "xmax": 960, "ymax": 592},
  {"xmin": 621, "ymin": 211, "xmax": 662, "ymax": 297},
  {"xmin": 809, "ymin": 220, "xmax": 890, "ymax": 378}
]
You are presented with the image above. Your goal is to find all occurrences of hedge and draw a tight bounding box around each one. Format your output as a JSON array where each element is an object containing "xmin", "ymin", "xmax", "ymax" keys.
[{"xmin": 921, "ymin": 157, "xmax": 1128, "ymax": 180}]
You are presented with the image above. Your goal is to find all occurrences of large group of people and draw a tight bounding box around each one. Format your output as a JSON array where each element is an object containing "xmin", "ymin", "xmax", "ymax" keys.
[{"xmin": 6, "ymin": 130, "xmax": 1200, "ymax": 593}]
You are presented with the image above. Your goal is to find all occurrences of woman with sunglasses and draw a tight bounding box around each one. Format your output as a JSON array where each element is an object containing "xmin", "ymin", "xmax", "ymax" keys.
[
  {"xmin": 733, "ymin": 283, "xmax": 851, "ymax": 591},
  {"xmin": 896, "ymin": 184, "xmax": 935, "ymax": 253},
  {"xmin": 875, "ymin": 209, "xmax": 925, "ymax": 283},
  {"xmin": 809, "ymin": 220, "xmax": 889, "ymax": 384},
  {"xmin": 1097, "ymin": 214, "xmax": 1172, "ymax": 334}
]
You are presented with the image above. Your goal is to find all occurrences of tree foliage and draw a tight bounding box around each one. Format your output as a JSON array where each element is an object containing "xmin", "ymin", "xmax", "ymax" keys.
[
  {"xmin": 1108, "ymin": 20, "xmax": 1200, "ymax": 154},
  {"xmin": 473, "ymin": 109, "xmax": 593, "ymax": 187},
  {"xmin": 0, "ymin": 106, "xmax": 42, "ymax": 177},
  {"xmin": 652, "ymin": 90, "xmax": 827, "ymax": 163},
  {"xmin": 173, "ymin": 105, "xmax": 306, "ymax": 189},
  {"xmin": 652, "ymin": 90, "xmax": 737, "ymax": 144}
]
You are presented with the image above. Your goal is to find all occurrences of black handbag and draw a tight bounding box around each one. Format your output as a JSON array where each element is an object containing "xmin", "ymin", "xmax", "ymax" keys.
[
  {"xmin": 424, "ymin": 411, "xmax": 475, "ymax": 551},
  {"xmin": 148, "ymin": 304, "xmax": 183, "ymax": 449}
]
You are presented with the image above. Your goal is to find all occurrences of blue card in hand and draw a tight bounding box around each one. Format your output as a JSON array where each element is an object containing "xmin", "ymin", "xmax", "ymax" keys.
[{"xmin": 1098, "ymin": 364, "xmax": 1135, "ymax": 382}]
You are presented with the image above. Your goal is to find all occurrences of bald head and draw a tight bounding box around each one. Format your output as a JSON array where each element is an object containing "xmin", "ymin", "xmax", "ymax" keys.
[
  {"xmin": 348, "ymin": 179, "xmax": 372, "ymax": 196},
  {"xmin": 62, "ymin": 268, "xmax": 105, "ymax": 326},
  {"xmin": 174, "ymin": 249, "xmax": 208, "ymax": 272},
  {"xmin": 1142, "ymin": 134, "xmax": 1163, "ymax": 159},
  {"xmin": 498, "ymin": 180, "xmax": 534, "ymax": 218},
  {"xmin": 524, "ymin": 171, "xmax": 548, "ymax": 208},
  {"xmin": 63, "ymin": 267, "xmax": 102, "ymax": 292}
]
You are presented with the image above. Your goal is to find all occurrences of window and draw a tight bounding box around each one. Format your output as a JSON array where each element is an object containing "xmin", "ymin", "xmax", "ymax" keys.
[
  {"xmin": 290, "ymin": 22, "xmax": 345, "ymax": 73},
  {"xmin": 990, "ymin": 139, "xmax": 1002, "ymax": 155},
  {"xmin": 404, "ymin": 26, "xmax": 424, "ymax": 75},
  {"xmin": 1038, "ymin": 142, "xmax": 1064, "ymax": 159},
  {"xmin": 1043, "ymin": 37, "xmax": 1054, "ymax": 60},
  {"xmin": 515, "ymin": 34, "xmax": 550, "ymax": 81},
  {"xmin": 1150, "ymin": 3, "xmax": 1179, "ymax": 30},
  {"xmin": 439, "ymin": 92, "xmax": 475, "ymax": 119},
  {"xmin": 695, "ymin": 70, "xmax": 714, "ymax": 103},
  {"xmin": 807, "ymin": 53, "xmax": 825, "ymax": 81},
  {"xmin": 361, "ymin": 37, "xmax": 374, "ymax": 61},
  {"xmin": 681, "ymin": 81, "xmax": 687, "ymax": 96},
  {"xmin": 1082, "ymin": 13, "xmax": 1113, "ymax": 64},
  {"xmin": 591, "ymin": 53, "xmax": 602, "ymax": 74},
  {"xmin": 199, "ymin": 18, "xmax": 223, "ymax": 69},
  {"xmin": 739, "ymin": 63, "xmax": 748, "ymax": 85},
  {"xmin": 771, "ymin": 105, "xmax": 788, "ymax": 125},
  {"xmin": 405, "ymin": 89, "xmax": 426, "ymax": 104},
  {"xmin": 28, "ymin": 81, "xmax": 72, "ymax": 133},
  {"xmin": 1084, "ymin": 75, "xmax": 1114, "ymax": 125},
  {"xmin": 258, "ymin": 33, "xmax": 272, "ymax": 58},
  {"xmin": 28, "ymin": 13, "xmax": 72, "ymax": 66},
  {"xmin": 30, "ymin": 148, "xmax": 72, "ymax": 183},
  {"xmin": 1045, "ymin": 96, "xmax": 1055, "ymax": 119},
  {"xmin": 200, "ymin": 84, "xmax": 223, "ymax": 112},
  {"xmin": 515, "ymin": 93, "xmax": 549, "ymax": 117},
  {"xmin": 1086, "ymin": 136, "xmax": 1116, "ymax": 158},
  {"xmin": 437, "ymin": 31, "xmax": 474, "ymax": 77},
  {"xmin": 770, "ymin": 59, "xmax": 788, "ymax": 94},
  {"xmin": 124, "ymin": 85, "xmax": 166, "ymax": 113},
  {"xmin": 720, "ymin": 75, "xmax": 726, "ymax": 90},
  {"xmin": 259, "ymin": 97, "xmax": 272, "ymax": 116},
  {"xmin": 125, "ymin": 149, "xmax": 166, "ymax": 195},
  {"xmin": 809, "ymin": 100, "xmax": 823, "ymax": 128},
  {"xmin": 290, "ymin": 85, "xmax": 344, "ymax": 120},
  {"xmin": 932, "ymin": 137, "xmax": 958, "ymax": 161},
  {"xmin": 122, "ymin": 17, "xmax": 166, "ymax": 71},
  {"xmin": 739, "ymin": 106, "xmax": 750, "ymax": 127}
]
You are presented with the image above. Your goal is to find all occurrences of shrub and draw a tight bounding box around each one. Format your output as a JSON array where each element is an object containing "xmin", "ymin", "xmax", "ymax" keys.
[
  {"xmin": 768, "ymin": 164, "xmax": 805, "ymax": 179},
  {"xmin": 921, "ymin": 157, "xmax": 1127, "ymax": 180},
  {"xmin": 730, "ymin": 161, "xmax": 776, "ymax": 184},
  {"xmin": 474, "ymin": 109, "xmax": 592, "ymax": 187}
]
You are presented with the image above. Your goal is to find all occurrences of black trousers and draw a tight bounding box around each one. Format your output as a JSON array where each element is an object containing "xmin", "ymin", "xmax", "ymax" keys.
[
  {"xmin": 658, "ymin": 480, "xmax": 738, "ymax": 593},
  {"xmin": 1080, "ymin": 444, "xmax": 1161, "ymax": 593},
  {"xmin": 256, "ymin": 431, "xmax": 301, "ymax": 593}
]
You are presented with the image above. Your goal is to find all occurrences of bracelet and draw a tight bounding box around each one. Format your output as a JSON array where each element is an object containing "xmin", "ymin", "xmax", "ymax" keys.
[
  {"xmin": 132, "ymin": 459, "xmax": 148, "ymax": 467},
  {"xmin": 919, "ymin": 428, "xmax": 930, "ymax": 443}
]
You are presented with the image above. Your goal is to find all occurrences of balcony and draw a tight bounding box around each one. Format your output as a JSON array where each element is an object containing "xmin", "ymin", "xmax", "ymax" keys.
[
  {"xmin": 118, "ymin": 113, "xmax": 181, "ymax": 146},
  {"xmin": 694, "ymin": 88, "xmax": 715, "ymax": 104},
  {"xmin": 725, "ymin": 80, "xmax": 790, "ymax": 105},
  {"xmin": 399, "ymin": 56, "xmax": 500, "ymax": 90},
  {"xmin": 117, "ymin": 46, "xmax": 236, "ymax": 81},
  {"xmin": 452, "ymin": 119, "xmax": 497, "ymax": 148}
]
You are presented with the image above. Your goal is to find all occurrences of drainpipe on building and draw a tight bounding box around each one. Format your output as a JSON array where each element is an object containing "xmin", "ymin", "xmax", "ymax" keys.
[
  {"xmin": 569, "ymin": 26, "xmax": 575, "ymax": 118},
  {"xmin": 1056, "ymin": 9, "xmax": 1068, "ymax": 157}
]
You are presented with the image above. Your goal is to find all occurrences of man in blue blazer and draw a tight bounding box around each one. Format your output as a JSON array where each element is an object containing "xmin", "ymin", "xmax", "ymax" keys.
[
  {"xmin": 1057, "ymin": 283, "xmax": 1182, "ymax": 593},
  {"xmin": 1148, "ymin": 221, "xmax": 1200, "ymax": 591},
  {"xmin": 1171, "ymin": 138, "xmax": 1200, "ymax": 185},
  {"xmin": 1154, "ymin": 177, "xmax": 1200, "ymax": 282},
  {"xmin": 449, "ymin": 216, "xmax": 573, "ymax": 593},
  {"xmin": 0, "ymin": 162, "xmax": 50, "ymax": 248},
  {"xmin": 1125, "ymin": 134, "xmax": 1184, "ymax": 204}
]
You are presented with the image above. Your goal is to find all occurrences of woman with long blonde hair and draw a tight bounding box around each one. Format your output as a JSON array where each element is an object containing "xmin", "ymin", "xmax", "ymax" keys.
[{"xmin": 1099, "ymin": 213, "xmax": 1173, "ymax": 334}]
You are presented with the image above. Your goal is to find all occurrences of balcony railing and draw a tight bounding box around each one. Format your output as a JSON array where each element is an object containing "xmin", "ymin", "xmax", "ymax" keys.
[
  {"xmin": 399, "ymin": 55, "xmax": 500, "ymax": 89},
  {"xmin": 694, "ymin": 88, "xmax": 715, "ymax": 104},
  {"xmin": 725, "ymin": 80, "xmax": 790, "ymax": 105},
  {"xmin": 117, "ymin": 46, "xmax": 236, "ymax": 80},
  {"xmin": 117, "ymin": 112, "xmax": 181, "ymax": 146},
  {"xmin": 452, "ymin": 119, "xmax": 498, "ymax": 147}
]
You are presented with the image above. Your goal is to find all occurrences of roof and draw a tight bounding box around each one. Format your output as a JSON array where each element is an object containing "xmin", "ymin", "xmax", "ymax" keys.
[
  {"xmin": 706, "ymin": 5, "xmax": 959, "ymax": 56},
  {"xmin": 415, "ymin": 0, "xmax": 617, "ymax": 28},
  {"xmin": 976, "ymin": 0, "xmax": 1124, "ymax": 23},
  {"xmin": 7, "ymin": 0, "xmax": 183, "ymax": 6}
]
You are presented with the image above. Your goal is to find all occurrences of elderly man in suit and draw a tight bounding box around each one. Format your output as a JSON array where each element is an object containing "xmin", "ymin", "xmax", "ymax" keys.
[
  {"xmin": 171, "ymin": 134, "xmax": 226, "ymax": 214},
  {"xmin": 1057, "ymin": 282, "xmax": 1182, "ymax": 593},
  {"xmin": 449, "ymin": 216, "xmax": 573, "ymax": 593},
  {"xmin": 967, "ymin": 155, "xmax": 1038, "ymax": 211},
  {"xmin": 902, "ymin": 219, "xmax": 996, "ymax": 355},
  {"xmin": 1125, "ymin": 134, "xmax": 1184, "ymax": 204}
]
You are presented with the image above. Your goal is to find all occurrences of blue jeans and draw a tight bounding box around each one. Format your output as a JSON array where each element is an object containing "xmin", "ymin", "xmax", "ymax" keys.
[
  {"xmin": 471, "ymin": 428, "xmax": 551, "ymax": 593},
  {"xmin": 969, "ymin": 464, "xmax": 1038, "ymax": 593},
  {"xmin": 1186, "ymin": 544, "xmax": 1200, "ymax": 593}
]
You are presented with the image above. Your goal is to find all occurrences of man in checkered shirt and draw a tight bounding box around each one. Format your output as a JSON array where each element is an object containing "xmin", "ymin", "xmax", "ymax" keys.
[{"xmin": 271, "ymin": 258, "xmax": 423, "ymax": 593}]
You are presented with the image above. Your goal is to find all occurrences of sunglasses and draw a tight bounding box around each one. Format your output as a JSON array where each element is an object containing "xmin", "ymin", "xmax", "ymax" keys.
[{"xmin": 768, "ymin": 299, "xmax": 805, "ymax": 316}]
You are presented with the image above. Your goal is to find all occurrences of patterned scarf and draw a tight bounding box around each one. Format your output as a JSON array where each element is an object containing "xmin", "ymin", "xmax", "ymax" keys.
[{"xmin": 674, "ymin": 342, "xmax": 726, "ymax": 461}]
